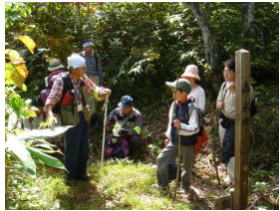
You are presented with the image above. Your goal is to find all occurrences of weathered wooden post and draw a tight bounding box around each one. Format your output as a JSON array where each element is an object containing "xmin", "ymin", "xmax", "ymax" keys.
[{"xmin": 234, "ymin": 49, "xmax": 251, "ymax": 209}]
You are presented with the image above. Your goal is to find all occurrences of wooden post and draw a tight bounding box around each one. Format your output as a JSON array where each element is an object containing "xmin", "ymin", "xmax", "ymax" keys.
[{"xmin": 234, "ymin": 49, "xmax": 251, "ymax": 209}]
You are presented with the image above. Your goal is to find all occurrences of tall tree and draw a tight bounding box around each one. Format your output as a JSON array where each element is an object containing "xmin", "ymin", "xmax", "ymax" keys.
[{"xmin": 187, "ymin": 3, "xmax": 219, "ymax": 69}]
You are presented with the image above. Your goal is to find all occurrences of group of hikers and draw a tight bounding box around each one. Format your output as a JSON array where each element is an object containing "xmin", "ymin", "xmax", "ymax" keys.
[{"xmin": 30, "ymin": 40, "xmax": 254, "ymax": 194}]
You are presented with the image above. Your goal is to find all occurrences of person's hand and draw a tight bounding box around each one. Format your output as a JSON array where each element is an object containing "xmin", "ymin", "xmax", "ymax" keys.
[
  {"xmin": 47, "ymin": 114, "xmax": 57, "ymax": 128},
  {"xmin": 164, "ymin": 138, "xmax": 170, "ymax": 146},
  {"xmin": 216, "ymin": 101, "xmax": 224, "ymax": 110},
  {"xmin": 173, "ymin": 119, "xmax": 181, "ymax": 129},
  {"xmin": 101, "ymin": 88, "xmax": 112, "ymax": 96},
  {"xmin": 227, "ymin": 81, "xmax": 235, "ymax": 91},
  {"xmin": 119, "ymin": 128, "xmax": 129, "ymax": 136},
  {"xmin": 45, "ymin": 105, "xmax": 57, "ymax": 128}
]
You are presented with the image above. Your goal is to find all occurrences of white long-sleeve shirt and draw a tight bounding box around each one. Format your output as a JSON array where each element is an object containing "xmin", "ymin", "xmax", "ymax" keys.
[
  {"xmin": 188, "ymin": 85, "xmax": 206, "ymax": 113},
  {"xmin": 165, "ymin": 101, "xmax": 199, "ymax": 139}
]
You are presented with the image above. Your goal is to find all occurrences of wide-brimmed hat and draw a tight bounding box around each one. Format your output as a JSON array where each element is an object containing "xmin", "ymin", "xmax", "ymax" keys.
[
  {"xmin": 181, "ymin": 64, "xmax": 200, "ymax": 80},
  {"xmin": 118, "ymin": 95, "xmax": 133, "ymax": 108},
  {"xmin": 165, "ymin": 78, "xmax": 191, "ymax": 93},
  {"xmin": 48, "ymin": 58, "xmax": 65, "ymax": 71}
]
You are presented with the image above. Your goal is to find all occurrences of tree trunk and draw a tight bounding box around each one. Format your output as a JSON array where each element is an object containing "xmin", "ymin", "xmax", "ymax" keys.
[
  {"xmin": 187, "ymin": 3, "xmax": 219, "ymax": 69},
  {"xmin": 244, "ymin": 2, "xmax": 255, "ymax": 35}
]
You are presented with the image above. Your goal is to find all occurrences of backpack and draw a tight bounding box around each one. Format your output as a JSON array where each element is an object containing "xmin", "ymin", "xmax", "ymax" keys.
[{"xmin": 39, "ymin": 71, "xmax": 76, "ymax": 114}]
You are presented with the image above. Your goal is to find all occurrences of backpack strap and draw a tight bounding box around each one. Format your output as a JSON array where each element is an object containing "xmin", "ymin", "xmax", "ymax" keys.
[
  {"xmin": 61, "ymin": 75, "xmax": 74, "ymax": 97},
  {"xmin": 221, "ymin": 81, "xmax": 228, "ymax": 102}
]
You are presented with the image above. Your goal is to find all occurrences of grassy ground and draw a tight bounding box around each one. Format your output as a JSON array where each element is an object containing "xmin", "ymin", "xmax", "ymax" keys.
[
  {"xmin": 6, "ymin": 159, "xmax": 197, "ymax": 210},
  {"xmin": 6, "ymin": 143, "xmax": 279, "ymax": 210}
]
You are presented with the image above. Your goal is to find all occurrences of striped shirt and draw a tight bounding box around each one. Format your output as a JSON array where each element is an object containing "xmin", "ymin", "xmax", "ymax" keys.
[{"xmin": 80, "ymin": 52, "xmax": 103, "ymax": 77}]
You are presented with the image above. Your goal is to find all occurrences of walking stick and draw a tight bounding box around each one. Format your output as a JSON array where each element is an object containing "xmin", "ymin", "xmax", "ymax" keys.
[
  {"xmin": 212, "ymin": 135, "xmax": 221, "ymax": 185},
  {"xmin": 173, "ymin": 133, "xmax": 182, "ymax": 201},
  {"xmin": 211, "ymin": 110, "xmax": 221, "ymax": 185},
  {"xmin": 101, "ymin": 95, "xmax": 109, "ymax": 165}
]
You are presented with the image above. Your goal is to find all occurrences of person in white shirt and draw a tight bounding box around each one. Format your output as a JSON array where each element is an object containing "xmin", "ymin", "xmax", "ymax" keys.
[
  {"xmin": 181, "ymin": 64, "xmax": 205, "ymax": 113},
  {"xmin": 164, "ymin": 64, "xmax": 206, "ymax": 146}
]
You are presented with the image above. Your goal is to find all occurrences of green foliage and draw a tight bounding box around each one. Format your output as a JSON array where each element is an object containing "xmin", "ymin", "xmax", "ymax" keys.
[
  {"xmin": 6, "ymin": 126, "xmax": 72, "ymax": 176},
  {"xmin": 250, "ymin": 85, "xmax": 279, "ymax": 169},
  {"xmin": 5, "ymin": 2, "xmax": 279, "ymax": 102},
  {"xmin": 6, "ymin": 163, "xmax": 70, "ymax": 209}
]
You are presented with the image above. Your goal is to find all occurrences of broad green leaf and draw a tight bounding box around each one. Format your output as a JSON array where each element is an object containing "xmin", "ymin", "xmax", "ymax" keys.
[
  {"xmin": 27, "ymin": 146, "xmax": 65, "ymax": 170},
  {"xmin": 6, "ymin": 136, "xmax": 36, "ymax": 175},
  {"xmin": 18, "ymin": 125, "xmax": 74, "ymax": 140}
]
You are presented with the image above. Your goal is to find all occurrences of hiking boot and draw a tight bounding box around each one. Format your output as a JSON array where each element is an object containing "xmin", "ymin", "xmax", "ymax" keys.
[{"xmin": 151, "ymin": 184, "xmax": 169, "ymax": 192}]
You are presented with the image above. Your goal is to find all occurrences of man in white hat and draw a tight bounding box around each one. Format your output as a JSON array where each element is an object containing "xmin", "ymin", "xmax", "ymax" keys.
[{"xmin": 45, "ymin": 53, "xmax": 111, "ymax": 182}]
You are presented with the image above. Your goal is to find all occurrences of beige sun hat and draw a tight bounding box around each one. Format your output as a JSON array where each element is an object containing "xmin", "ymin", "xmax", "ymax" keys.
[
  {"xmin": 48, "ymin": 58, "xmax": 65, "ymax": 72},
  {"xmin": 181, "ymin": 64, "xmax": 200, "ymax": 80}
]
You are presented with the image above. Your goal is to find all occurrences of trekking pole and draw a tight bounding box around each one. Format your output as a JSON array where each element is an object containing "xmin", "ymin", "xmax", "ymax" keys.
[
  {"xmin": 101, "ymin": 95, "xmax": 109, "ymax": 165},
  {"xmin": 211, "ymin": 110, "xmax": 221, "ymax": 185},
  {"xmin": 173, "ymin": 132, "xmax": 182, "ymax": 201},
  {"xmin": 212, "ymin": 135, "xmax": 221, "ymax": 185}
]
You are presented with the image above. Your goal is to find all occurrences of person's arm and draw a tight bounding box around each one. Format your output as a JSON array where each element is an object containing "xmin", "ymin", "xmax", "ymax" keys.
[
  {"xmin": 197, "ymin": 88, "xmax": 206, "ymax": 113},
  {"xmin": 216, "ymin": 82, "xmax": 226, "ymax": 109},
  {"xmin": 174, "ymin": 108, "xmax": 200, "ymax": 136},
  {"xmin": 128, "ymin": 112, "xmax": 143, "ymax": 135},
  {"xmin": 82, "ymin": 75, "xmax": 111, "ymax": 100},
  {"xmin": 164, "ymin": 102, "xmax": 175, "ymax": 139},
  {"xmin": 45, "ymin": 78, "xmax": 64, "ymax": 124}
]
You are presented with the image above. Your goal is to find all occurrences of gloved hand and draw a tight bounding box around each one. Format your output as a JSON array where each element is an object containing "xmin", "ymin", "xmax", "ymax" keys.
[{"xmin": 118, "ymin": 128, "xmax": 129, "ymax": 136}]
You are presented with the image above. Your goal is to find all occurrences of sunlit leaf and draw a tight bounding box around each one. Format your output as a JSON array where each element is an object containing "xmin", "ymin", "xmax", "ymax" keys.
[
  {"xmin": 14, "ymin": 63, "xmax": 29, "ymax": 79},
  {"xmin": 15, "ymin": 35, "xmax": 36, "ymax": 54},
  {"xmin": 18, "ymin": 125, "xmax": 74, "ymax": 140},
  {"xmin": 6, "ymin": 136, "xmax": 36, "ymax": 175},
  {"xmin": 5, "ymin": 60, "xmax": 28, "ymax": 91},
  {"xmin": 27, "ymin": 146, "xmax": 65, "ymax": 170}
]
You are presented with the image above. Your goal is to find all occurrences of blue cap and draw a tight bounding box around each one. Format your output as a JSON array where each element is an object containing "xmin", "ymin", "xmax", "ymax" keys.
[
  {"xmin": 118, "ymin": 95, "xmax": 133, "ymax": 108},
  {"xmin": 82, "ymin": 41, "xmax": 93, "ymax": 48}
]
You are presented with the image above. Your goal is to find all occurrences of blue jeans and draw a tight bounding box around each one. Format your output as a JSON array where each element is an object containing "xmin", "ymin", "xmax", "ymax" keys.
[{"xmin": 64, "ymin": 113, "xmax": 89, "ymax": 178}]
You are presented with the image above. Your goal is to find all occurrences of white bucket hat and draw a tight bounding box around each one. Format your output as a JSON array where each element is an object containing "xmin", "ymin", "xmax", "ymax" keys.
[
  {"xmin": 67, "ymin": 53, "xmax": 86, "ymax": 69},
  {"xmin": 48, "ymin": 58, "xmax": 65, "ymax": 72},
  {"xmin": 181, "ymin": 64, "xmax": 200, "ymax": 80}
]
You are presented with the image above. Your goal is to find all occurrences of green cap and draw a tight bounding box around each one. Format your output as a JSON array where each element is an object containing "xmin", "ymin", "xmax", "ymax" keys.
[{"xmin": 165, "ymin": 78, "xmax": 191, "ymax": 93}]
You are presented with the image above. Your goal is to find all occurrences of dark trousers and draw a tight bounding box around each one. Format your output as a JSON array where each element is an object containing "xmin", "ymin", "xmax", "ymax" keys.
[
  {"xmin": 127, "ymin": 135, "xmax": 141, "ymax": 158},
  {"xmin": 221, "ymin": 123, "xmax": 235, "ymax": 164},
  {"xmin": 64, "ymin": 113, "xmax": 89, "ymax": 178}
]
